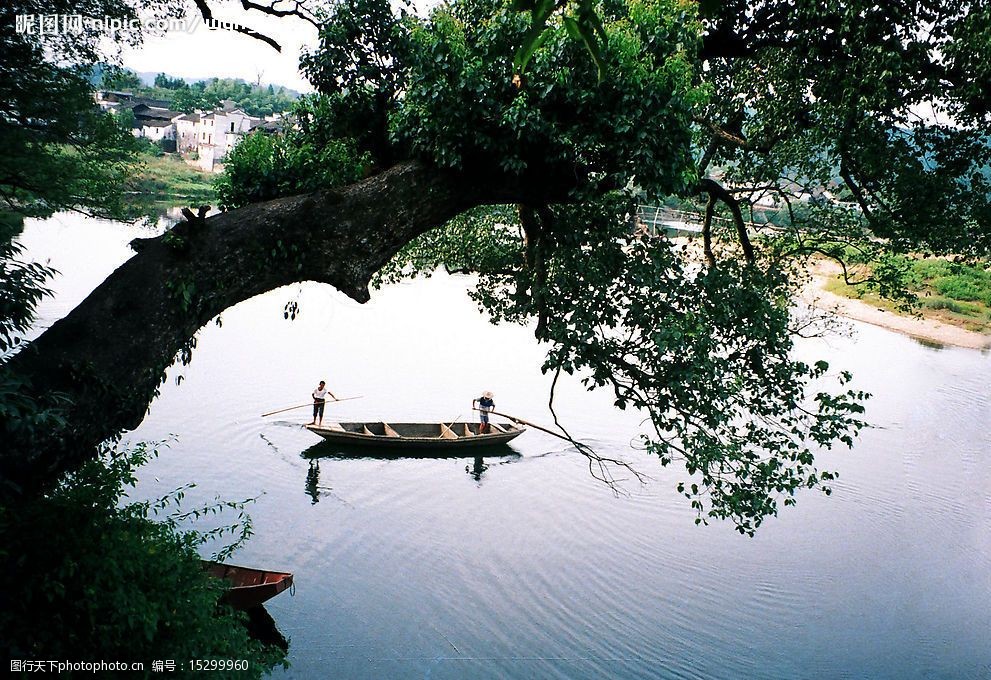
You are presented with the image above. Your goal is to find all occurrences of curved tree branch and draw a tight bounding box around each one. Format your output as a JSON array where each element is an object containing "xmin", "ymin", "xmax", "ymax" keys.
[
  {"xmin": 698, "ymin": 178, "xmax": 755, "ymax": 264},
  {"xmin": 192, "ymin": 0, "xmax": 283, "ymax": 52},
  {"xmin": 240, "ymin": 0, "xmax": 321, "ymax": 28}
]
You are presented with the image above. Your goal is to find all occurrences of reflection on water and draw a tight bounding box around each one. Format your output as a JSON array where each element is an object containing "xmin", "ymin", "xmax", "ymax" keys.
[
  {"xmin": 912, "ymin": 336, "xmax": 947, "ymax": 351},
  {"xmin": 301, "ymin": 440, "xmax": 520, "ymax": 497},
  {"xmin": 466, "ymin": 456, "xmax": 488, "ymax": 482},
  {"xmin": 244, "ymin": 605, "xmax": 289, "ymax": 652},
  {"xmin": 18, "ymin": 215, "xmax": 991, "ymax": 679},
  {"xmin": 305, "ymin": 460, "xmax": 321, "ymax": 505},
  {"xmin": 300, "ymin": 438, "xmax": 523, "ymax": 461}
]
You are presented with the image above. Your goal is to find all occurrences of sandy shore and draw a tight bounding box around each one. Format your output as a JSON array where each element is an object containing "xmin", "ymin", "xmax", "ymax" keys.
[{"xmin": 803, "ymin": 262, "xmax": 991, "ymax": 351}]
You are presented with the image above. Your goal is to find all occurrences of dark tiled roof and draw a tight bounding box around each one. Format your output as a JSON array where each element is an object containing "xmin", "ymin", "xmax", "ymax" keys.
[
  {"xmin": 252, "ymin": 120, "xmax": 284, "ymax": 133},
  {"xmin": 98, "ymin": 90, "xmax": 133, "ymax": 101},
  {"xmin": 131, "ymin": 104, "xmax": 181, "ymax": 122},
  {"xmin": 122, "ymin": 97, "xmax": 173, "ymax": 109}
]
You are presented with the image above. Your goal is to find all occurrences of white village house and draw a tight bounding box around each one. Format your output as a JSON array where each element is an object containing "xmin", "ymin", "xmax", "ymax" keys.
[
  {"xmin": 132, "ymin": 104, "xmax": 179, "ymax": 143},
  {"xmin": 174, "ymin": 102, "xmax": 274, "ymax": 172},
  {"xmin": 96, "ymin": 91, "xmax": 283, "ymax": 172}
]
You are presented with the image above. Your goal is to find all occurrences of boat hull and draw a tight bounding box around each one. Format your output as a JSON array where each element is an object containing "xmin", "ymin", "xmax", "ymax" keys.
[
  {"xmin": 306, "ymin": 422, "xmax": 525, "ymax": 449},
  {"xmin": 202, "ymin": 561, "xmax": 293, "ymax": 610}
]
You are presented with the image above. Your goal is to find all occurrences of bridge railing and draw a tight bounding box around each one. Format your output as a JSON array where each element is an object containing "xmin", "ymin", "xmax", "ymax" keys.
[{"xmin": 636, "ymin": 205, "xmax": 788, "ymax": 237}]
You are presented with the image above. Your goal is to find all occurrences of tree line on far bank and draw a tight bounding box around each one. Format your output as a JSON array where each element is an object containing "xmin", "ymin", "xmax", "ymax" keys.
[{"xmin": 99, "ymin": 65, "xmax": 299, "ymax": 117}]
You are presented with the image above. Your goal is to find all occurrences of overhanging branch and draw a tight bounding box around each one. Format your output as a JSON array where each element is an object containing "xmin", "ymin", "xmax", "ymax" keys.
[
  {"xmin": 2, "ymin": 161, "xmax": 569, "ymax": 496},
  {"xmin": 192, "ymin": 0, "xmax": 284, "ymax": 52},
  {"xmin": 240, "ymin": 0, "xmax": 321, "ymax": 28}
]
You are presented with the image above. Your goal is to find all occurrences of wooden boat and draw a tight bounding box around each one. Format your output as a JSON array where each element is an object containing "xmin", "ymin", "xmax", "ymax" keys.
[
  {"xmin": 202, "ymin": 561, "xmax": 293, "ymax": 610},
  {"xmin": 306, "ymin": 421, "xmax": 525, "ymax": 449}
]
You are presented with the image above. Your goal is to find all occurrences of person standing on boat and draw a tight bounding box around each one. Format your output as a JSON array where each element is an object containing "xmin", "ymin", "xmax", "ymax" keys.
[
  {"xmin": 310, "ymin": 380, "xmax": 336, "ymax": 427},
  {"xmin": 473, "ymin": 391, "xmax": 495, "ymax": 433}
]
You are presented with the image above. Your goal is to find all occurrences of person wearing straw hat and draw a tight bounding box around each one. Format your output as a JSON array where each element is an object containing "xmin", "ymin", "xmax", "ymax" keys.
[
  {"xmin": 310, "ymin": 380, "xmax": 337, "ymax": 427},
  {"xmin": 473, "ymin": 391, "xmax": 495, "ymax": 433}
]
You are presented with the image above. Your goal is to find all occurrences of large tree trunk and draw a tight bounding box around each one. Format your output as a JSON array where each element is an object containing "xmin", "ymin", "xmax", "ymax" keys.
[{"xmin": 1, "ymin": 161, "xmax": 541, "ymax": 497}]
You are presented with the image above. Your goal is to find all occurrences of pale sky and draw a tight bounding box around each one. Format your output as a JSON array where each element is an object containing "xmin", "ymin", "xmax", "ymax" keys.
[{"xmin": 121, "ymin": 2, "xmax": 321, "ymax": 92}]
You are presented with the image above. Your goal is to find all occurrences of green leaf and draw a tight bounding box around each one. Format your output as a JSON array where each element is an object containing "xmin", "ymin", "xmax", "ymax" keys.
[
  {"xmin": 563, "ymin": 15, "xmax": 606, "ymax": 79},
  {"xmin": 514, "ymin": 25, "xmax": 555, "ymax": 72}
]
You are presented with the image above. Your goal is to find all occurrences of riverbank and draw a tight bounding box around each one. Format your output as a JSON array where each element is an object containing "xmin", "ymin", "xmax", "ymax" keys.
[
  {"xmin": 805, "ymin": 260, "xmax": 991, "ymax": 350},
  {"xmin": 129, "ymin": 150, "xmax": 216, "ymax": 205}
]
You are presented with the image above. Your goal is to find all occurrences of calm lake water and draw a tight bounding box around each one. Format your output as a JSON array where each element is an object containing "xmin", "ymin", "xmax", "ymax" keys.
[{"xmin": 17, "ymin": 214, "xmax": 991, "ymax": 679}]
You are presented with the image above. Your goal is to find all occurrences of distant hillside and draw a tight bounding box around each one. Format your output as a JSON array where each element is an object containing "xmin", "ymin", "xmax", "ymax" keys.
[{"xmin": 134, "ymin": 71, "xmax": 302, "ymax": 98}]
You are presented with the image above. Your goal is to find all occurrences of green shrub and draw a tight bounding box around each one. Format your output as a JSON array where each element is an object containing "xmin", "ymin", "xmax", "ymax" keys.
[
  {"xmin": 135, "ymin": 137, "xmax": 165, "ymax": 157},
  {"xmin": 0, "ymin": 444, "xmax": 287, "ymax": 677},
  {"xmin": 910, "ymin": 258, "xmax": 955, "ymax": 281},
  {"xmin": 932, "ymin": 273, "xmax": 987, "ymax": 302},
  {"xmin": 921, "ymin": 297, "xmax": 981, "ymax": 316},
  {"xmin": 216, "ymin": 96, "xmax": 369, "ymax": 210}
]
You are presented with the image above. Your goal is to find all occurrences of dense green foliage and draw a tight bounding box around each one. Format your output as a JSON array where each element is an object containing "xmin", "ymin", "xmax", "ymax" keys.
[
  {"xmin": 217, "ymin": 97, "xmax": 370, "ymax": 209},
  {"xmin": 292, "ymin": 0, "xmax": 875, "ymax": 533},
  {"xmin": 510, "ymin": 0, "xmax": 611, "ymax": 77},
  {"xmin": 300, "ymin": 0, "xmax": 415, "ymax": 167},
  {"xmin": 920, "ymin": 260, "xmax": 991, "ymax": 306},
  {"xmin": 102, "ymin": 66, "xmax": 144, "ymax": 90},
  {"xmin": 154, "ymin": 72, "xmax": 187, "ymax": 89},
  {"xmin": 171, "ymin": 78, "xmax": 298, "ymax": 117},
  {"xmin": 300, "ymin": 0, "xmax": 700, "ymax": 188},
  {"xmin": 0, "ymin": 443, "xmax": 286, "ymax": 676},
  {"xmin": 690, "ymin": 0, "xmax": 991, "ymax": 258}
]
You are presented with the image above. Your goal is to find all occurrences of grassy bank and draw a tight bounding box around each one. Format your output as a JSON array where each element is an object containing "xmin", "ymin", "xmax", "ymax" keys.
[
  {"xmin": 130, "ymin": 148, "xmax": 216, "ymax": 204},
  {"xmin": 823, "ymin": 255, "xmax": 991, "ymax": 333}
]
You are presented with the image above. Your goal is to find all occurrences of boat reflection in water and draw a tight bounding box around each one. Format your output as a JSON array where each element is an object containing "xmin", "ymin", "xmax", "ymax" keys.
[
  {"xmin": 244, "ymin": 605, "xmax": 289, "ymax": 652},
  {"xmin": 299, "ymin": 433, "xmax": 522, "ymax": 495}
]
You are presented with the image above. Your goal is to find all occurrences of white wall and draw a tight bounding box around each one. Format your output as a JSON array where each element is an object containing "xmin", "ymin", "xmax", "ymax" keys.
[
  {"xmin": 175, "ymin": 119, "xmax": 198, "ymax": 152},
  {"xmin": 141, "ymin": 124, "xmax": 175, "ymax": 141}
]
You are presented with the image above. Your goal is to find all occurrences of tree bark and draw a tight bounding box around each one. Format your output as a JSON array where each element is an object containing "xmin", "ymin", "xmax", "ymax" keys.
[
  {"xmin": 2, "ymin": 160, "xmax": 542, "ymax": 496},
  {"xmin": 698, "ymin": 178, "xmax": 755, "ymax": 264}
]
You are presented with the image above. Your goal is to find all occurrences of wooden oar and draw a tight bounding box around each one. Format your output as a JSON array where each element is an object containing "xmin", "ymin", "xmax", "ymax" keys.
[
  {"xmin": 261, "ymin": 396, "xmax": 363, "ymax": 417},
  {"xmin": 474, "ymin": 408, "xmax": 583, "ymax": 445}
]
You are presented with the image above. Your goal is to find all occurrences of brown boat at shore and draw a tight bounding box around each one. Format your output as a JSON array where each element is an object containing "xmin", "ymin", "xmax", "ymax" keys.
[
  {"xmin": 305, "ymin": 421, "xmax": 525, "ymax": 449},
  {"xmin": 202, "ymin": 561, "xmax": 293, "ymax": 610}
]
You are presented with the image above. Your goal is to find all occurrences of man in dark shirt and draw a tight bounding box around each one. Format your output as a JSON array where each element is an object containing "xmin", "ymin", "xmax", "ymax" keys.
[{"xmin": 473, "ymin": 391, "xmax": 495, "ymax": 433}]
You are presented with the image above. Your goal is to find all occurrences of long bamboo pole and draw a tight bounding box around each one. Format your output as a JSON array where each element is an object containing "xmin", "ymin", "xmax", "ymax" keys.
[
  {"xmin": 261, "ymin": 395, "xmax": 363, "ymax": 417},
  {"xmin": 473, "ymin": 407, "xmax": 581, "ymax": 445}
]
